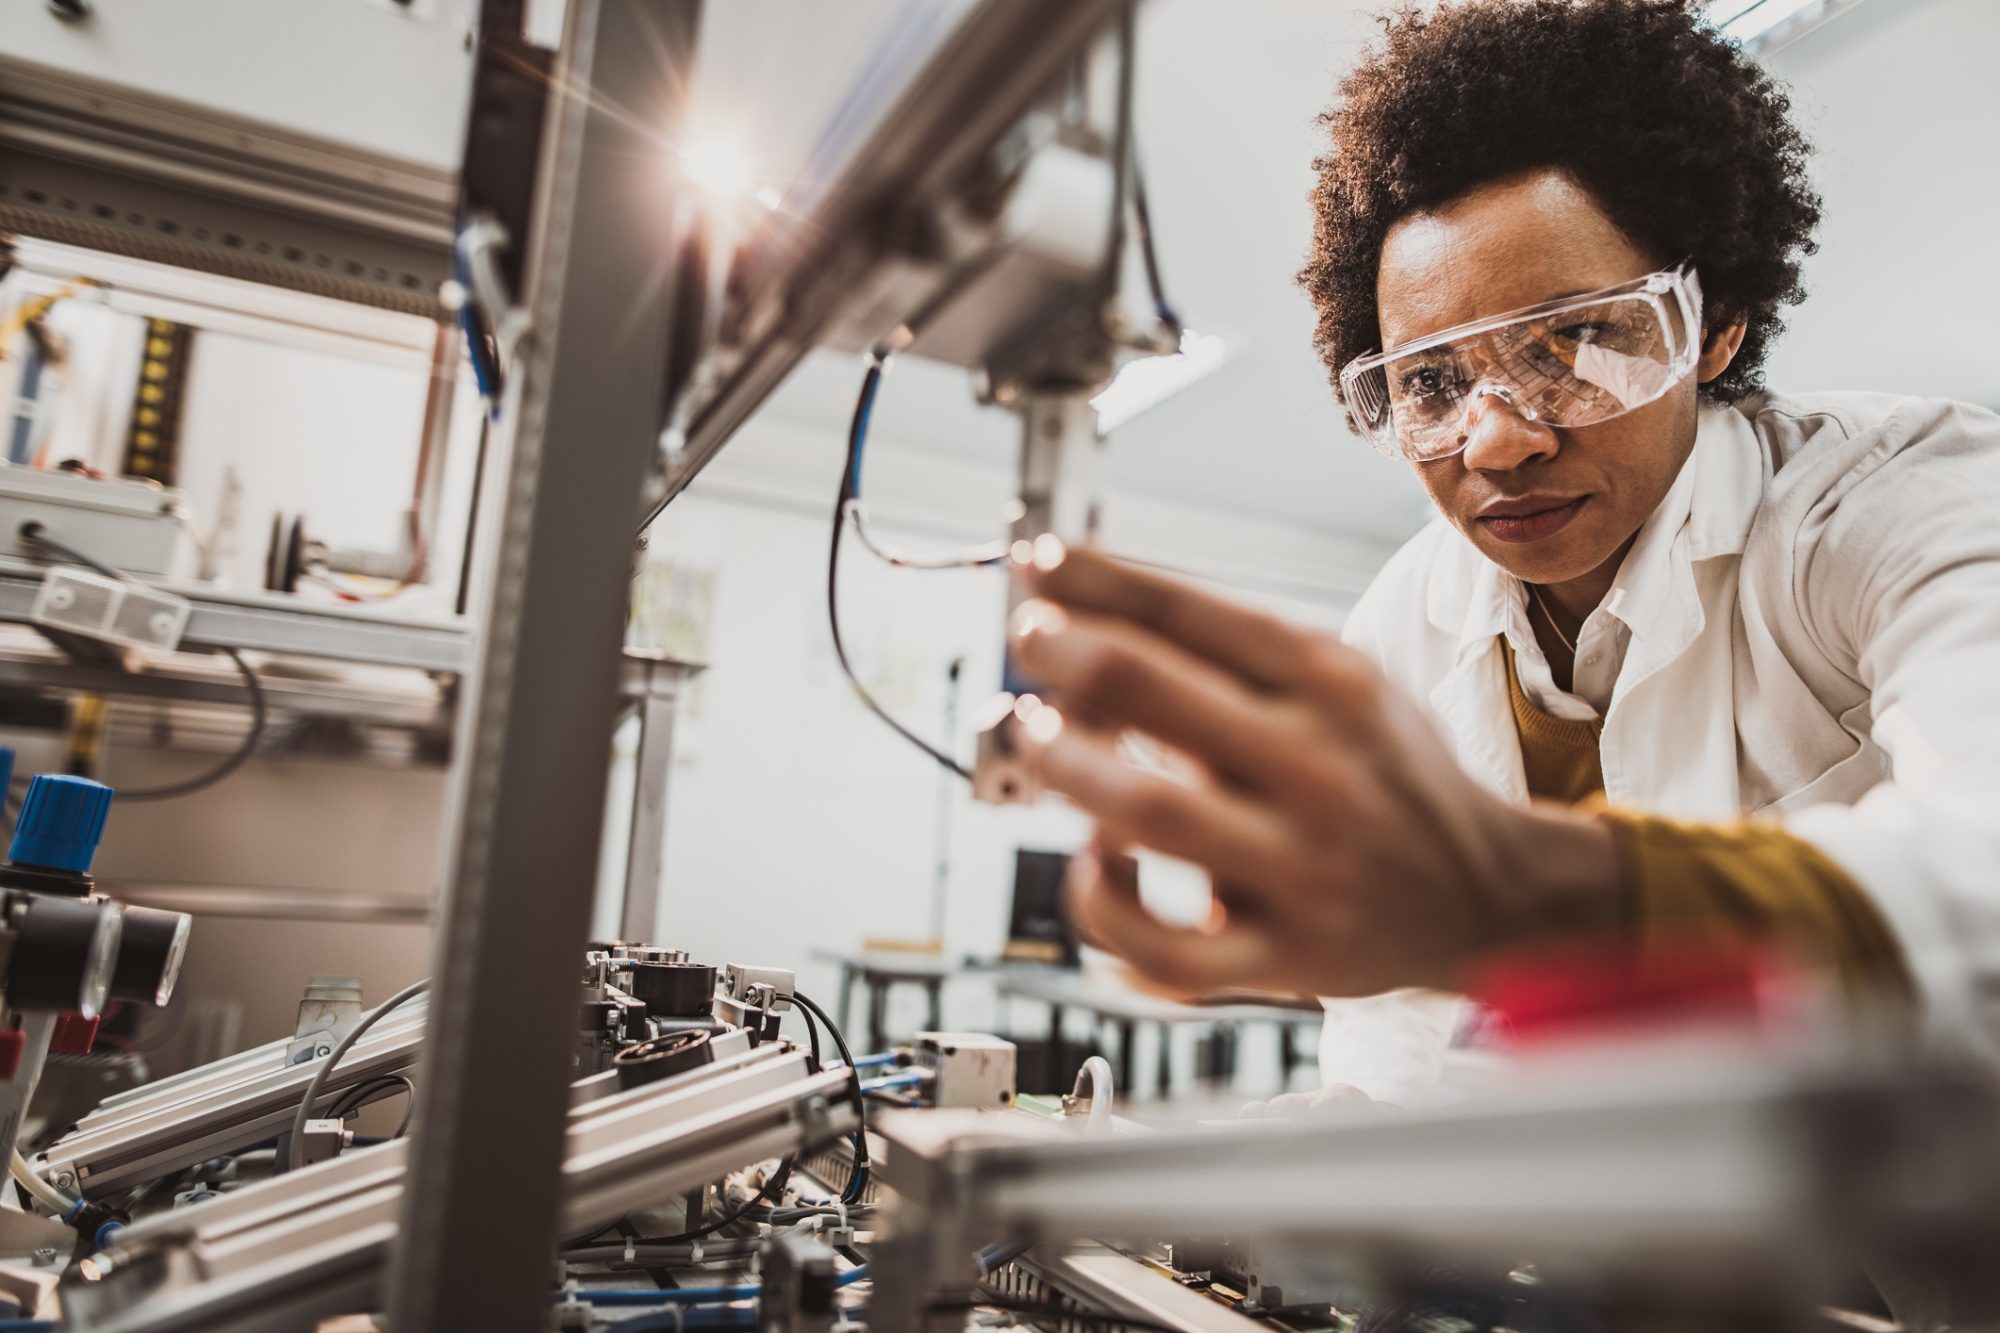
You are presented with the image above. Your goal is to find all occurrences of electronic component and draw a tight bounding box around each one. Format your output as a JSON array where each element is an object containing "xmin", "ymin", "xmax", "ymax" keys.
[
  {"xmin": 759, "ymin": 1231, "xmax": 838, "ymax": 1333},
  {"xmin": 914, "ymin": 1032, "xmax": 1017, "ymax": 1109},
  {"xmin": 0, "ymin": 466, "xmax": 195, "ymax": 578},
  {"xmin": 715, "ymin": 963, "xmax": 796, "ymax": 1044}
]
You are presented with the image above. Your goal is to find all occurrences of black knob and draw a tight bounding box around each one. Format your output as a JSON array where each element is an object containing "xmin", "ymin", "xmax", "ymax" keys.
[
  {"xmin": 626, "ymin": 962, "xmax": 716, "ymax": 1018},
  {"xmin": 107, "ymin": 905, "xmax": 191, "ymax": 1007},
  {"xmin": 612, "ymin": 1029, "xmax": 714, "ymax": 1090},
  {"xmin": 9, "ymin": 895, "xmax": 121, "ymax": 1016}
]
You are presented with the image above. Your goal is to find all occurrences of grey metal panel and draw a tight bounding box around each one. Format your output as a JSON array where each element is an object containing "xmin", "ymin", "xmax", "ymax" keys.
[{"xmin": 383, "ymin": 2, "xmax": 702, "ymax": 1330}]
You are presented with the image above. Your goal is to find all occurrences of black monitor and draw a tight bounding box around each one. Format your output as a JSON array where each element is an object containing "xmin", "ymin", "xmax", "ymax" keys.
[{"xmin": 1006, "ymin": 848, "xmax": 1079, "ymax": 966}]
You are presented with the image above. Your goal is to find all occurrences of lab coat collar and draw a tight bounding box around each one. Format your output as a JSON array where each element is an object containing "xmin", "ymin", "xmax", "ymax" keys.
[{"xmin": 1426, "ymin": 401, "xmax": 1765, "ymax": 661}]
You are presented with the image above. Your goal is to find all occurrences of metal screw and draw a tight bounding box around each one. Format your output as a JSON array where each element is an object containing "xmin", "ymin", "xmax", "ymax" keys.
[{"xmin": 54, "ymin": 1173, "xmax": 74, "ymax": 1190}]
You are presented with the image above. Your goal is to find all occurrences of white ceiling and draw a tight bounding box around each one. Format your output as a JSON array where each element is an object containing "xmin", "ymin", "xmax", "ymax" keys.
[{"xmin": 704, "ymin": 0, "xmax": 1998, "ymax": 546}]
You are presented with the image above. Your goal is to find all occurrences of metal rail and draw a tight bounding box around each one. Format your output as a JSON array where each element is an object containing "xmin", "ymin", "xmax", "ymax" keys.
[
  {"xmin": 68, "ymin": 1047, "xmax": 854, "ymax": 1333},
  {"xmin": 0, "ymin": 54, "xmax": 454, "ymax": 316},
  {"xmin": 0, "ymin": 561, "xmax": 469, "ymax": 673}
]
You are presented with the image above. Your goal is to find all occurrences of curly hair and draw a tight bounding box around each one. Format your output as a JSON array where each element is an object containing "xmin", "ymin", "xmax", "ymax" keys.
[{"xmin": 1299, "ymin": 0, "xmax": 1821, "ymax": 407}]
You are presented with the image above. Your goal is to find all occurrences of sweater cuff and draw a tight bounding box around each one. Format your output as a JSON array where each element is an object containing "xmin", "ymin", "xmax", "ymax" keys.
[{"xmin": 1600, "ymin": 810, "xmax": 1915, "ymax": 1011}]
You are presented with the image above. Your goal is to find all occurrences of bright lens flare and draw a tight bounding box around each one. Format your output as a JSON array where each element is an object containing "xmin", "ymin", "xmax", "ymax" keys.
[{"xmin": 678, "ymin": 138, "xmax": 753, "ymax": 200}]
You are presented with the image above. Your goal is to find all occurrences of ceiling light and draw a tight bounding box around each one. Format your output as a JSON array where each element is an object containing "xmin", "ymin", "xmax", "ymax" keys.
[{"xmin": 1706, "ymin": 0, "xmax": 1873, "ymax": 50}]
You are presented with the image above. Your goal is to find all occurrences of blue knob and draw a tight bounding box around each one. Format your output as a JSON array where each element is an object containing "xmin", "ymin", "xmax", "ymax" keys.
[{"xmin": 10, "ymin": 775, "xmax": 113, "ymax": 874}]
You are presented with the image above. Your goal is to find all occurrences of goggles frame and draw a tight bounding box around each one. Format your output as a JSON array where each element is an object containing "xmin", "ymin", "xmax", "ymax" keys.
[{"xmin": 1340, "ymin": 261, "xmax": 1704, "ymax": 461}]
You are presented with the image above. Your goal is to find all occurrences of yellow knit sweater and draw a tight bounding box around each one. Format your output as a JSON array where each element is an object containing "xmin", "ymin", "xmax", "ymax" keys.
[{"xmin": 1500, "ymin": 638, "xmax": 1912, "ymax": 1006}]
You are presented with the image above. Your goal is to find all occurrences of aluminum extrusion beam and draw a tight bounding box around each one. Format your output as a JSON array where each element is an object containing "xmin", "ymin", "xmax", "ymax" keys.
[
  {"xmin": 871, "ymin": 1062, "xmax": 2000, "ymax": 1325},
  {"xmin": 37, "ymin": 1006, "xmax": 430, "ymax": 1198},
  {"xmin": 0, "ymin": 562, "xmax": 469, "ymax": 673},
  {"xmin": 384, "ymin": 4, "xmax": 702, "ymax": 1331},
  {"xmin": 69, "ymin": 1049, "xmax": 854, "ymax": 1333},
  {"xmin": 647, "ymin": 0, "xmax": 1134, "ymax": 521},
  {"xmin": 0, "ymin": 55, "xmax": 454, "ymax": 316},
  {"xmin": 0, "ymin": 648, "xmax": 449, "ymax": 731},
  {"xmin": 618, "ymin": 652, "xmax": 699, "ymax": 941}
]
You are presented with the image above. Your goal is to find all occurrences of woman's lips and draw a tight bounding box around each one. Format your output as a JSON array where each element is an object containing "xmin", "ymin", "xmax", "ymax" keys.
[{"xmin": 1477, "ymin": 496, "xmax": 1589, "ymax": 543}]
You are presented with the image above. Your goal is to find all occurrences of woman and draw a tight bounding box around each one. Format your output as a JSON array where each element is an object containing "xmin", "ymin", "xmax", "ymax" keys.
[{"xmin": 1007, "ymin": 0, "xmax": 2000, "ymax": 1096}]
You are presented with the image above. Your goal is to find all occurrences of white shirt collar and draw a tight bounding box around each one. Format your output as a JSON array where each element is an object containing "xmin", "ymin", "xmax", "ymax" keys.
[{"xmin": 1428, "ymin": 399, "xmax": 1767, "ymax": 661}]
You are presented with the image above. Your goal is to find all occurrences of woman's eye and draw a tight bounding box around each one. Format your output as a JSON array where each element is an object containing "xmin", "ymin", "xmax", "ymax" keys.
[
  {"xmin": 1553, "ymin": 321, "xmax": 1609, "ymax": 344},
  {"xmin": 1399, "ymin": 365, "xmax": 1453, "ymax": 398}
]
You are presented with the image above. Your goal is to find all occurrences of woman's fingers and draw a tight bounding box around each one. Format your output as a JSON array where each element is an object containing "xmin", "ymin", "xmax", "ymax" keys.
[
  {"xmin": 1025, "ymin": 717, "xmax": 1299, "ymax": 891},
  {"xmin": 1012, "ymin": 602, "xmax": 1347, "ymax": 795},
  {"xmin": 1064, "ymin": 842, "xmax": 1268, "ymax": 994},
  {"xmin": 1019, "ymin": 545, "xmax": 1325, "ymax": 692}
]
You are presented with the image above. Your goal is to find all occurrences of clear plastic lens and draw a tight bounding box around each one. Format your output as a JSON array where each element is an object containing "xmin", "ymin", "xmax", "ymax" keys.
[{"xmin": 1342, "ymin": 266, "xmax": 1702, "ymax": 461}]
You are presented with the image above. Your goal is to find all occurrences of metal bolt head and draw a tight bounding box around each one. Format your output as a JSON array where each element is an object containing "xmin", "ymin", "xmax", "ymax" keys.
[{"xmin": 54, "ymin": 1173, "xmax": 74, "ymax": 1190}]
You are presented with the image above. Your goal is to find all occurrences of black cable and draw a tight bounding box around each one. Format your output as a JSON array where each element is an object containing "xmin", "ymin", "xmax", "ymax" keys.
[
  {"xmin": 284, "ymin": 978, "xmax": 427, "ymax": 1171},
  {"xmin": 790, "ymin": 990, "xmax": 869, "ymax": 1204},
  {"xmin": 793, "ymin": 996, "xmax": 824, "ymax": 1072},
  {"xmin": 827, "ymin": 359, "xmax": 974, "ymax": 782},
  {"xmin": 327, "ymin": 1073, "xmax": 416, "ymax": 1138},
  {"xmin": 1129, "ymin": 156, "xmax": 1182, "ymax": 339},
  {"xmin": 1102, "ymin": 5, "xmax": 1137, "ymax": 291},
  {"xmin": 18, "ymin": 522, "xmax": 268, "ymax": 802}
]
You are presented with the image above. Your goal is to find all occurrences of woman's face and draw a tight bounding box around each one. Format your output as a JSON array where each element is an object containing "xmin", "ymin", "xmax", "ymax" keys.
[{"xmin": 1374, "ymin": 169, "xmax": 1736, "ymax": 589}]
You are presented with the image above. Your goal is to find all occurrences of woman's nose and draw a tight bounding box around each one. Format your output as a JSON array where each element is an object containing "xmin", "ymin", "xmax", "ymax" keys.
[{"xmin": 1457, "ymin": 386, "xmax": 1560, "ymax": 472}]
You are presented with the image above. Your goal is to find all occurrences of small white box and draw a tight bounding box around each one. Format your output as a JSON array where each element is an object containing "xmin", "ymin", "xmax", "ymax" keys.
[
  {"xmin": 32, "ymin": 565, "xmax": 190, "ymax": 653},
  {"xmin": 914, "ymin": 1032, "xmax": 1017, "ymax": 1109}
]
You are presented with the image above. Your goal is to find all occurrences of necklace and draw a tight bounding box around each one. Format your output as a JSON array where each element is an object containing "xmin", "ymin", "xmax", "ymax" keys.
[{"xmin": 1529, "ymin": 583, "xmax": 1577, "ymax": 654}]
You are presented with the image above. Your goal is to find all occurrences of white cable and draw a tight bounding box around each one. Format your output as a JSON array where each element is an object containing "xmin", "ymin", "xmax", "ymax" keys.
[
  {"xmin": 11, "ymin": 1149, "xmax": 74, "ymax": 1217},
  {"xmin": 1069, "ymin": 1055, "xmax": 1115, "ymax": 1134},
  {"xmin": 284, "ymin": 977, "xmax": 427, "ymax": 1170},
  {"xmin": 843, "ymin": 501, "xmax": 1012, "ymax": 571}
]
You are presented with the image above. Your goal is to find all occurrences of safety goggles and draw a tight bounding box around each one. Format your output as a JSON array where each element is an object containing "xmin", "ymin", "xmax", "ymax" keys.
[{"xmin": 1339, "ymin": 262, "xmax": 1704, "ymax": 462}]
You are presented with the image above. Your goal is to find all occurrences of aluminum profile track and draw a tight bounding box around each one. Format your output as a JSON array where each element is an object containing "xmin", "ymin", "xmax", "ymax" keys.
[
  {"xmin": 64, "ymin": 1046, "xmax": 855, "ymax": 1333},
  {"xmin": 36, "ymin": 1005, "xmax": 431, "ymax": 1199},
  {"xmin": 647, "ymin": 0, "xmax": 1136, "ymax": 523},
  {"xmin": 0, "ymin": 55, "xmax": 453, "ymax": 316}
]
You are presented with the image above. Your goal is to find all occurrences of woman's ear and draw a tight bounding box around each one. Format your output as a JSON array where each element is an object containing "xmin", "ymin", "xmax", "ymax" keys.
[{"xmin": 1697, "ymin": 318, "xmax": 1748, "ymax": 383}]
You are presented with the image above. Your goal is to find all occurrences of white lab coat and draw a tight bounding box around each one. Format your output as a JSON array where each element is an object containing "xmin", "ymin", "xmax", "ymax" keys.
[{"xmin": 1321, "ymin": 391, "xmax": 2000, "ymax": 1100}]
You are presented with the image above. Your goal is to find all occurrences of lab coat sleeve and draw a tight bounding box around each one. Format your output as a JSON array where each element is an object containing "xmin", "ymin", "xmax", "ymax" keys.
[
  {"xmin": 1317, "ymin": 988, "xmax": 1465, "ymax": 1104},
  {"xmin": 1786, "ymin": 398, "xmax": 2000, "ymax": 1057}
]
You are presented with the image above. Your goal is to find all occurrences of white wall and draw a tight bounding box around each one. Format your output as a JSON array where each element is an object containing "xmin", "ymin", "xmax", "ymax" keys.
[{"xmin": 1761, "ymin": 0, "xmax": 2000, "ymax": 408}]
